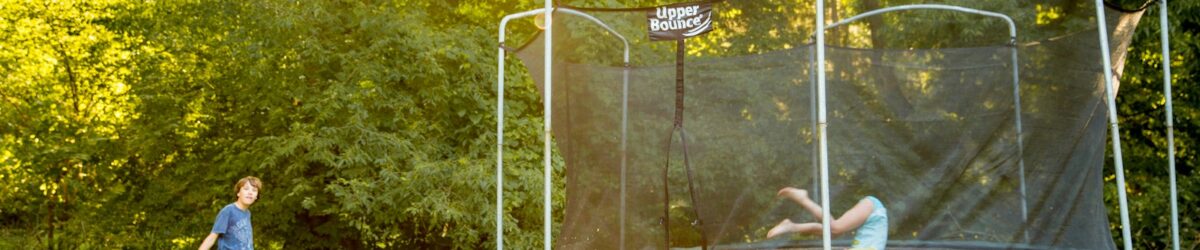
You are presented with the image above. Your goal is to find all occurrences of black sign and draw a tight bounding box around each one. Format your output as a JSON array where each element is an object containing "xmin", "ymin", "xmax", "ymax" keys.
[{"xmin": 647, "ymin": 2, "xmax": 713, "ymax": 41}]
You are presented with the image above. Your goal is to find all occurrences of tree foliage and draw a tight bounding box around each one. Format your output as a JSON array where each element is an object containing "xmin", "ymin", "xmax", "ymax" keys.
[
  {"xmin": 0, "ymin": 0, "xmax": 1195, "ymax": 249},
  {"xmin": 2, "ymin": 0, "xmax": 550, "ymax": 248}
]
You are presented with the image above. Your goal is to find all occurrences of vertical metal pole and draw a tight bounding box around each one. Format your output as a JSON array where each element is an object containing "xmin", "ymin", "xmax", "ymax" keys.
[
  {"xmin": 1092, "ymin": 1, "xmax": 1133, "ymax": 249},
  {"xmin": 815, "ymin": 1, "xmax": 832, "ymax": 250},
  {"xmin": 497, "ymin": 21, "xmax": 507, "ymax": 250},
  {"xmin": 620, "ymin": 58, "xmax": 630, "ymax": 250},
  {"xmin": 1009, "ymin": 40, "xmax": 1029, "ymax": 243},
  {"xmin": 810, "ymin": 45, "xmax": 819, "ymax": 200},
  {"xmin": 543, "ymin": 2, "xmax": 554, "ymax": 250},
  {"xmin": 1158, "ymin": 2, "xmax": 1180, "ymax": 249}
]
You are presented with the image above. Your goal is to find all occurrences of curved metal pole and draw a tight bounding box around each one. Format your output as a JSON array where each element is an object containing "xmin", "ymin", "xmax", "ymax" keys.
[
  {"xmin": 497, "ymin": 9, "xmax": 545, "ymax": 250},
  {"xmin": 553, "ymin": 8, "xmax": 632, "ymax": 249},
  {"xmin": 1092, "ymin": 1, "xmax": 1134, "ymax": 249},
  {"xmin": 1157, "ymin": 1, "xmax": 1180, "ymax": 249},
  {"xmin": 825, "ymin": 4, "xmax": 1016, "ymax": 38},
  {"xmin": 816, "ymin": 3, "xmax": 1027, "ymax": 244},
  {"xmin": 519, "ymin": 12, "xmax": 634, "ymax": 248},
  {"xmin": 497, "ymin": 7, "xmax": 631, "ymax": 250}
]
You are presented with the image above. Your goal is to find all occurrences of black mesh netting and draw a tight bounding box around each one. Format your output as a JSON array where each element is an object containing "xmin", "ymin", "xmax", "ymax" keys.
[{"xmin": 509, "ymin": 1, "xmax": 1142, "ymax": 249}]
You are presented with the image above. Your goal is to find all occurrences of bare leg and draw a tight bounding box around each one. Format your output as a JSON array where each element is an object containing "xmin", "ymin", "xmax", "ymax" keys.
[
  {"xmin": 777, "ymin": 187, "xmax": 824, "ymax": 222},
  {"xmin": 769, "ymin": 187, "xmax": 876, "ymax": 237},
  {"xmin": 767, "ymin": 219, "xmax": 824, "ymax": 238},
  {"xmin": 828, "ymin": 198, "xmax": 874, "ymax": 235}
]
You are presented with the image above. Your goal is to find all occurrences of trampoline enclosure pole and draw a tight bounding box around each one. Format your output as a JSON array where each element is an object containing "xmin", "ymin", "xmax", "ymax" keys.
[
  {"xmin": 620, "ymin": 27, "xmax": 630, "ymax": 250},
  {"xmin": 497, "ymin": 18, "xmax": 506, "ymax": 250},
  {"xmin": 1158, "ymin": 1, "xmax": 1180, "ymax": 249},
  {"xmin": 1092, "ymin": 1, "xmax": 1134, "ymax": 249},
  {"xmin": 497, "ymin": 9, "xmax": 549, "ymax": 250},
  {"xmin": 814, "ymin": 0, "xmax": 832, "ymax": 249},
  {"xmin": 1010, "ymin": 41, "xmax": 1029, "ymax": 243},
  {"xmin": 543, "ymin": 1, "xmax": 553, "ymax": 249},
  {"xmin": 809, "ymin": 46, "xmax": 819, "ymax": 201}
]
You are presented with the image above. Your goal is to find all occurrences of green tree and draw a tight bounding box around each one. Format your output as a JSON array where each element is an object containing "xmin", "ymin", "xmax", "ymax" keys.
[
  {"xmin": 3, "ymin": 0, "xmax": 555, "ymax": 248},
  {"xmin": 0, "ymin": 0, "xmax": 139, "ymax": 248}
]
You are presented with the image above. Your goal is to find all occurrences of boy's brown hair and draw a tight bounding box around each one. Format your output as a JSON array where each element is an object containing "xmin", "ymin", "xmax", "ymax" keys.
[{"xmin": 235, "ymin": 176, "xmax": 262, "ymax": 193}]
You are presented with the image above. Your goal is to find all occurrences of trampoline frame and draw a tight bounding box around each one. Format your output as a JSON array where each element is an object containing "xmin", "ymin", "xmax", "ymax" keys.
[{"xmin": 494, "ymin": 1, "xmax": 1182, "ymax": 250}]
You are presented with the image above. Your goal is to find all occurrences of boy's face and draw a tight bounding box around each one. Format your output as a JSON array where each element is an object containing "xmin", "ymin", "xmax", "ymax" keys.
[{"xmin": 237, "ymin": 184, "xmax": 259, "ymax": 206}]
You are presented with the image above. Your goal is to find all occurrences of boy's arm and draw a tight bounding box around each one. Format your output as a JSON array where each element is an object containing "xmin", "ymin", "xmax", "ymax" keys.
[
  {"xmin": 203, "ymin": 206, "xmax": 230, "ymax": 249},
  {"xmin": 199, "ymin": 233, "xmax": 219, "ymax": 250}
]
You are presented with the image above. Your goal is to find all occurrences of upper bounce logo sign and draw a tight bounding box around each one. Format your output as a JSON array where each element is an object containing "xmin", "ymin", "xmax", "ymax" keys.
[{"xmin": 647, "ymin": 2, "xmax": 713, "ymax": 41}]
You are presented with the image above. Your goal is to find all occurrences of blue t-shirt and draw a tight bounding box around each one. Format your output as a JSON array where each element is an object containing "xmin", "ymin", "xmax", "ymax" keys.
[
  {"xmin": 851, "ymin": 196, "xmax": 888, "ymax": 250},
  {"xmin": 211, "ymin": 203, "xmax": 253, "ymax": 250}
]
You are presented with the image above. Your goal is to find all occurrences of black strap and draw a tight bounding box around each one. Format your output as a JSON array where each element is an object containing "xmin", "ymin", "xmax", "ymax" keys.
[
  {"xmin": 662, "ymin": 129, "xmax": 709, "ymax": 249},
  {"xmin": 661, "ymin": 129, "xmax": 672, "ymax": 248},
  {"xmin": 679, "ymin": 129, "xmax": 708, "ymax": 250},
  {"xmin": 662, "ymin": 38, "xmax": 709, "ymax": 250},
  {"xmin": 674, "ymin": 39, "xmax": 685, "ymax": 127}
]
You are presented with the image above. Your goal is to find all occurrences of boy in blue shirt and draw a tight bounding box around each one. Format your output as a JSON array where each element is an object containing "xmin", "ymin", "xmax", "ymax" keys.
[{"xmin": 199, "ymin": 176, "xmax": 261, "ymax": 250}]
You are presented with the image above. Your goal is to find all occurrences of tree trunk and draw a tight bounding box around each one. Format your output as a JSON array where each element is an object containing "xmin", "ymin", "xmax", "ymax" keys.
[
  {"xmin": 47, "ymin": 189, "xmax": 54, "ymax": 250},
  {"xmin": 831, "ymin": 0, "xmax": 840, "ymax": 46},
  {"xmin": 864, "ymin": 0, "xmax": 914, "ymax": 118}
]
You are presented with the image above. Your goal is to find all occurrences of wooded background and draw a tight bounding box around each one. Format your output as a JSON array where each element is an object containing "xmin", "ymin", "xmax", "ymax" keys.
[{"xmin": 0, "ymin": 0, "xmax": 1194, "ymax": 249}]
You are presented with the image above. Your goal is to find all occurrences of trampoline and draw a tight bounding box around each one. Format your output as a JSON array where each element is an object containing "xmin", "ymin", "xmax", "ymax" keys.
[{"xmin": 495, "ymin": 1, "xmax": 1182, "ymax": 249}]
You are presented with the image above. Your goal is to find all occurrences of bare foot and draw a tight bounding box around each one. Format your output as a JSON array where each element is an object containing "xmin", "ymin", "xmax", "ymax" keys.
[
  {"xmin": 777, "ymin": 187, "xmax": 809, "ymax": 203},
  {"xmin": 766, "ymin": 219, "xmax": 795, "ymax": 238}
]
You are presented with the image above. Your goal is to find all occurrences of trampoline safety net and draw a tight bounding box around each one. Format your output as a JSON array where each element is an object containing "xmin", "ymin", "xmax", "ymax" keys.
[{"xmin": 508, "ymin": 1, "xmax": 1142, "ymax": 249}]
